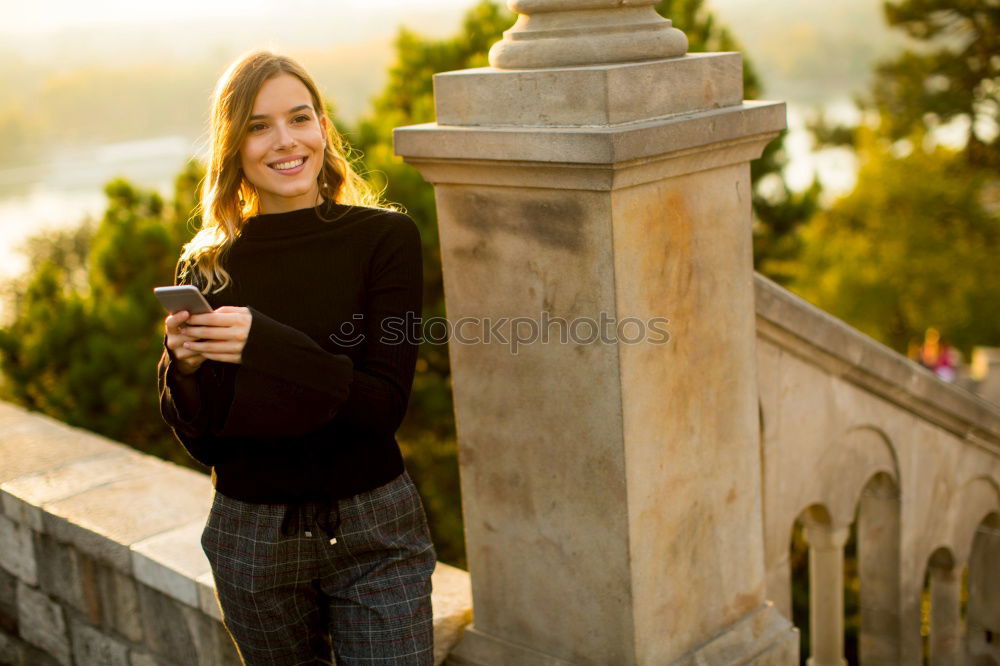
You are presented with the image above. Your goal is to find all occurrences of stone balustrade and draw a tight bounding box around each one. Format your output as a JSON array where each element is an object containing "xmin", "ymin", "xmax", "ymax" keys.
[
  {"xmin": 0, "ymin": 402, "xmax": 471, "ymax": 666},
  {"xmin": 755, "ymin": 272, "xmax": 1000, "ymax": 665}
]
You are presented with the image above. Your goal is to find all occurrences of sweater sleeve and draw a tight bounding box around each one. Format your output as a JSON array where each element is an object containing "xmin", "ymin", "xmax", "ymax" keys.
[
  {"xmin": 213, "ymin": 213, "xmax": 422, "ymax": 441},
  {"xmin": 328, "ymin": 213, "xmax": 423, "ymax": 438},
  {"xmin": 211, "ymin": 308, "xmax": 355, "ymax": 438}
]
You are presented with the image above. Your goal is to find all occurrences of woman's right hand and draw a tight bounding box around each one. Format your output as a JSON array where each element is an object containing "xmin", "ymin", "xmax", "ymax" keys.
[{"xmin": 164, "ymin": 310, "xmax": 207, "ymax": 375}]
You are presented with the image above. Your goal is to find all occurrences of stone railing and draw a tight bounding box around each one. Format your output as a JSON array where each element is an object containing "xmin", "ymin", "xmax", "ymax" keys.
[
  {"xmin": 755, "ymin": 272, "xmax": 1000, "ymax": 665},
  {"xmin": 0, "ymin": 401, "xmax": 472, "ymax": 666}
]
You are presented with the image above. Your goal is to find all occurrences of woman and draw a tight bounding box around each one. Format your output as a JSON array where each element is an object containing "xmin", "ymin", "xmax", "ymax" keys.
[{"xmin": 156, "ymin": 49, "xmax": 435, "ymax": 665}]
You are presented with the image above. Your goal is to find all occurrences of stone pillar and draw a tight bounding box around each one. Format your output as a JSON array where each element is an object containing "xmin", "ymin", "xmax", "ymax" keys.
[
  {"xmin": 929, "ymin": 564, "xmax": 963, "ymax": 666},
  {"xmin": 803, "ymin": 523, "xmax": 849, "ymax": 666},
  {"xmin": 394, "ymin": 2, "xmax": 791, "ymax": 663}
]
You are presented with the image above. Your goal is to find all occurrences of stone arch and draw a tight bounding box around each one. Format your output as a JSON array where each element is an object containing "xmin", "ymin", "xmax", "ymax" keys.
[
  {"xmin": 949, "ymin": 476, "xmax": 1000, "ymax": 566},
  {"xmin": 816, "ymin": 424, "xmax": 899, "ymax": 528}
]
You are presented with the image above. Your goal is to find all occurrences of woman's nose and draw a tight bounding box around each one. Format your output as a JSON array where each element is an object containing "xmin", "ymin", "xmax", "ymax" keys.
[{"xmin": 274, "ymin": 124, "xmax": 295, "ymax": 149}]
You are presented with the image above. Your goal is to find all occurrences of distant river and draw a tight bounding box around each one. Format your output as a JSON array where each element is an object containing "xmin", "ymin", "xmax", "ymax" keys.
[{"xmin": 0, "ymin": 135, "xmax": 202, "ymax": 321}]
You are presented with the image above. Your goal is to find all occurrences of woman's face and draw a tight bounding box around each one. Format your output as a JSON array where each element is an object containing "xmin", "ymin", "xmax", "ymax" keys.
[{"xmin": 240, "ymin": 73, "xmax": 328, "ymax": 214}]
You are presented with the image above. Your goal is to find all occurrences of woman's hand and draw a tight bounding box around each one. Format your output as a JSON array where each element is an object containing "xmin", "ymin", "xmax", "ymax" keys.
[
  {"xmin": 179, "ymin": 306, "xmax": 252, "ymax": 365},
  {"xmin": 164, "ymin": 310, "xmax": 208, "ymax": 376}
]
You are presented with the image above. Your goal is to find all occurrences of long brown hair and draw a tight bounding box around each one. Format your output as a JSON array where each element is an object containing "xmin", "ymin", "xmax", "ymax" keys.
[{"xmin": 178, "ymin": 49, "xmax": 401, "ymax": 294}]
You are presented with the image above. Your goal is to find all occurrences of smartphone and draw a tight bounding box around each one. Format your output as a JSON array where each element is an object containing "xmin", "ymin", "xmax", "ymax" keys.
[{"xmin": 153, "ymin": 285, "xmax": 214, "ymax": 315}]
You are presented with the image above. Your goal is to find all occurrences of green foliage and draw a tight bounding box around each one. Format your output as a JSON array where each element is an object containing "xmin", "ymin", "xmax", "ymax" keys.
[
  {"xmin": 788, "ymin": 128, "xmax": 1000, "ymax": 357},
  {"xmin": 871, "ymin": 0, "xmax": 998, "ymax": 168},
  {"xmin": 0, "ymin": 160, "xmax": 208, "ymax": 467},
  {"xmin": 792, "ymin": 0, "xmax": 1000, "ymax": 359}
]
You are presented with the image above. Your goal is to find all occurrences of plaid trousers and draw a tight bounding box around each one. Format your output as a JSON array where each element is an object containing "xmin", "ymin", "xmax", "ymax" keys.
[{"xmin": 201, "ymin": 470, "xmax": 437, "ymax": 665}]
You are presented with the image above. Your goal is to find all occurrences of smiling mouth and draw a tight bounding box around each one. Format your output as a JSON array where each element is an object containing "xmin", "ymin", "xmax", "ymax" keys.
[{"xmin": 269, "ymin": 156, "xmax": 306, "ymax": 171}]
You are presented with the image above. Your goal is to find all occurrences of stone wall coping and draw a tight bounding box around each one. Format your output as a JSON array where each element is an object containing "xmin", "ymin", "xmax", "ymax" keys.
[
  {"xmin": 754, "ymin": 272, "xmax": 1000, "ymax": 452},
  {"xmin": 0, "ymin": 400, "xmax": 472, "ymax": 663}
]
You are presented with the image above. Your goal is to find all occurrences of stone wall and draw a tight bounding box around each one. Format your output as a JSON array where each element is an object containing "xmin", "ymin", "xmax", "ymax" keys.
[{"xmin": 0, "ymin": 401, "xmax": 471, "ymax": 665}]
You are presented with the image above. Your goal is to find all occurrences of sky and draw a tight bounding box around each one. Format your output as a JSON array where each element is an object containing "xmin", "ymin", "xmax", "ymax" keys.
[{"xmin": 2, "ymin": 0, "xmax": 475, "ymax": 32}]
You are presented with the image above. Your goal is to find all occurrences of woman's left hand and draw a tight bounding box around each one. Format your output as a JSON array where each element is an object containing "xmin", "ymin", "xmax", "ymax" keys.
[{"xmin": 179, "ymin": 306, "xmax": 252, "ymax": 365}]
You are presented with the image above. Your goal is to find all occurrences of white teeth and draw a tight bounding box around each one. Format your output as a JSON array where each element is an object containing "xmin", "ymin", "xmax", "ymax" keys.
[{"xmin": 271, "ymin": 158, "xmax": 304, "ymax": 170}]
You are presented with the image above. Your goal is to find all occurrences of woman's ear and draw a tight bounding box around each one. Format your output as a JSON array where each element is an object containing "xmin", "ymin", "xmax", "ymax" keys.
[{"xmin": 320, "ymin": 114, "xmax": 329, "ymax": 145}]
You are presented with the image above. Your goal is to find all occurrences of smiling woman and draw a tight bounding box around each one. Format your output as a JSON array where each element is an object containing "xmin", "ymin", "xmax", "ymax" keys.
[{"xmin": 155, "ymin": 50, "xmax": 433, "ymax": 666}]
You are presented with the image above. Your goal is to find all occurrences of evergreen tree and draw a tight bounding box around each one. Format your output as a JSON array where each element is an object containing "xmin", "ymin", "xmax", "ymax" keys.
[
  {"xmin": 0, "ymin": 160, "xmax": 207, "ymax": 467},
  {"xmin": 790, "ymin": 0, "xmax": 1000, "ymax": 358},
  {"xmin": 871, "ymin": 0, "xmax": 998, "ymax": 168}
]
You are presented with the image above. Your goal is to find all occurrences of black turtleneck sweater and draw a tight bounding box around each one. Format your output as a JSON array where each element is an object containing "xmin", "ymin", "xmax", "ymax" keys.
[{"xmin": 157, "ymin": 201, "xmax": 423, "ymax": 504}]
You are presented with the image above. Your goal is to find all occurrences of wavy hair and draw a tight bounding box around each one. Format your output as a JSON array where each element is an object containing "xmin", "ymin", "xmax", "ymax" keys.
[{"xmin": 177, "ymin": 49, "xmax": 402, "ymax": 294}]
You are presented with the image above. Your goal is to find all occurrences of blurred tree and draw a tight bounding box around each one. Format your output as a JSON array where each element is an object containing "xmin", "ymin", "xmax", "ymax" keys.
[
  {"xmin": 791, "ymin": 0, "xmax": 1000, "ymax": 360},
  {"xmin": 0, "ymin": 160, "xmax": 208, "ymax": 467},
  {"xmin": 788, "ymin": 127, "xmax": 1000, "ymax": 357},
  {"xmin": 871, "ymin": 0, "xmax": 998, "ymax": 169}
]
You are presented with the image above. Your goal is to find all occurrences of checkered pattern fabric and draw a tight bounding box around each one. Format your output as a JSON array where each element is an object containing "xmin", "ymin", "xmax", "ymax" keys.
[{"xmin": 201, "ymin": 470, "xmax": 437, "ymax": 665}]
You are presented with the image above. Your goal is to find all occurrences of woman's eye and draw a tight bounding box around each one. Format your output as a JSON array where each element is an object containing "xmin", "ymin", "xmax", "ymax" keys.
[
  {"xmin": 293, "ymin": 115, "xmax": 311, "ymax": 123},
  {"xmin": 249, "ymin": 123, "xmax": 266, "ymax": 132}
]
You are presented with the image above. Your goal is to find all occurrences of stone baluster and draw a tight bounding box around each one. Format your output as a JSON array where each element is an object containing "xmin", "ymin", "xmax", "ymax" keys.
[
  {"xmin": 803, "ymin": 522, "xmax": 849, "ymax": 666},
  {"xmin": 929, "ymin": 564, "xmax": 963, "ymax": 666}
]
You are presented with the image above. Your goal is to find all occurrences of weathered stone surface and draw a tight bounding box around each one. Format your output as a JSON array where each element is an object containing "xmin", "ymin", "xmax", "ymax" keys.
[
  {"xmin": 69, "ymin": 616, "xmax": 129, "ymax": 666},
  {"xmin": 16, "ymin": 581, "xmax": 70, "ymax": 665},
  {"xmin": 132, "ymin": 519, "xmax": 211, "ymax": 609},
  {"xmin": 34, "ymin": 532, "xmax": 89, "ymax": 619},
  {"xmin": 2, "ymin": 449, "xmax": 159, "ymax": 533},
  {"xmin": 0, "ymin": 514, "xmax": 35, "ymax": 585},
  {"xmin": 0, "ymin": 629, "xmax": 66, "ymax": 666},
  {"xmin": 194, "ymin": 570, "xmax": 221, "ymax": 622},
  {"xmin": 127, "ymin": 650, "xmax": 163, "ymax": 666},
  {"xmin": 0, "ymin": 408, "xmax": 116, "ymax": 486},
  {"xmin": 96, "ymin": 561, "xmax": 143, "ymax": 644},
  {"xmin": 432, "ymin": 562, "xmax": 473, "ymax": 666},
  {"xmin": 487, "ymin": 2, "xmax": 687, "ymax": 69},
  {"xmin": 435, "ymin": 53, "xmax": 743, "ymax": 127},
  {"xmin": 41, "ymin": 466, "xmax": 212, "ymax": 573},
  {"xmin": 139, "ymin": 585, "xmax": 240, "ymax": 666},
  {"xmin": 399, "ymin": 15, "xmax": 790, "ymax": 659},
  {"xmin": 0, "ymin": 630, "xmax": 16, "ymax": 665},
  {"xmin": 136, "ymin": 583, "xmax": 204, "ymax": 665},
  {"xmin": 0, "ymin": 564, "xmax": 16, "ymax": 634}
]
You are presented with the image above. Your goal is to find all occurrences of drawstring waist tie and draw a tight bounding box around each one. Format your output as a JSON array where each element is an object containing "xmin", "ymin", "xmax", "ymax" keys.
[{"xmin": 279, "ymin": 497, "xmax": 341, "ymax": 545}]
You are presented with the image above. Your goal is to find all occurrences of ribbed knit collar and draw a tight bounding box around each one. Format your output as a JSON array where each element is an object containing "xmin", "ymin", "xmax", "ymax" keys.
[{"xmin": 239, "ymin": 200, "xmax": 350, "ymax": 240}]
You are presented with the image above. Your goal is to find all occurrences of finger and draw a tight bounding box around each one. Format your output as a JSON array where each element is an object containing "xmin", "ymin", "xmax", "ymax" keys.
[
  {"xmin": 187, "ymin": 311, "xmax": 244, "ymax": 326},
  {"xmin": 184, "ymin": 340, "xmax": 240, "ymax": 353},
  {"xmin": 200, "ymin": 351, "xmax": 241, "ymax": 364},
  {"xmin": 179, "ymin": 326, "xmax": 232, "ymax": 340},
  {"xmin": 165, "ymin": 310, "xmax": 190, "ymax": 331}
]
